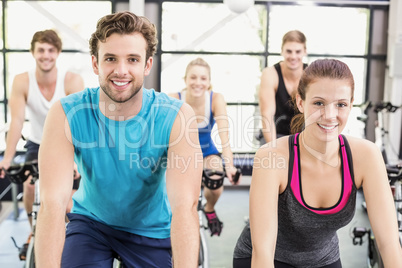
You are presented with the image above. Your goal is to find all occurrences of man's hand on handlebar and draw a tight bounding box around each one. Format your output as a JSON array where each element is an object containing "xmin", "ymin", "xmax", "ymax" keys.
[
  {"xmin": 0, "ymin": 159, "xmax": 11, "ymax": 179},
  {"xmin": 2, "ymin": 160, "xmax": 39, "ymax": 184}
]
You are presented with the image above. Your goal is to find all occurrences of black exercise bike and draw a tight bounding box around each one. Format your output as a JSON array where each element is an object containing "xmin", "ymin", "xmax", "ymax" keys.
[
  {"xmin": 352, "ymin": 164, "xmax": 402, "ymax": 268},
  {"xmin": 3, "ymin": 161, "xmax": 126, "ymax": 268},
  {"xmin": 4, "ymin": 160, "xmax": 39, "ymax": 268},
  {"xmin": 198, "ymin": 167, "xmax": 241, "ymax": 268}
]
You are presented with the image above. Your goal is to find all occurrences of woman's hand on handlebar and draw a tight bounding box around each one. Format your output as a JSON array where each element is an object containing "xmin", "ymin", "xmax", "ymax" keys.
[{"xmin": 226, "ymin": 165, "xmax": 241, "ymax": 185}]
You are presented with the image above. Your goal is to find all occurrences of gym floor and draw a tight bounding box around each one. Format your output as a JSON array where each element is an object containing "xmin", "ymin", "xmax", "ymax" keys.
[{"xmin": 0, "ymin": 177, "xmax": 371, "ymax": 268}]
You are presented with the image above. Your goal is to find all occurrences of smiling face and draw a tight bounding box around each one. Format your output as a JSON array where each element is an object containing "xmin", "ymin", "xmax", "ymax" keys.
[
  {"xmin": 92, "ymin": 32, "xmax": 152, "ymax": 104},
  {"xmin": 32, "ymin": 42, "xmax": 60, "ymax": 73},
  {"xmin": 297, "ymin": 78, "xmax": 353, "ymax": 142},
  {"xmin": 184, "ymin": 65, "xmax": 211, "ymax": 98},
  {"xmin": 281, "ymin": 41, "xmax": 306, "ymax": 70}
]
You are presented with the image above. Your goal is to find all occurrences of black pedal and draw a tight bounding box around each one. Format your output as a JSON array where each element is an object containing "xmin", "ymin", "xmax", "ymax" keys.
[{"xmin": 352, "ymin": 227, "xmax": 368, "ymax": 245}]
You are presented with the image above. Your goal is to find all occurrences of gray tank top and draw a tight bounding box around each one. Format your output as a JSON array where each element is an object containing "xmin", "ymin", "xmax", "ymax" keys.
[{"xmin": 233, "ymin": 135, "xmax": 357, "ymax": 267}]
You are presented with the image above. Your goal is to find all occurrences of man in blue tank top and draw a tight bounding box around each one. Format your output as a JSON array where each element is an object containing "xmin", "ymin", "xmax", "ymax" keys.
[{"xmin": 35, "ymin": 11, "xmax": 202, "ymax": 267}]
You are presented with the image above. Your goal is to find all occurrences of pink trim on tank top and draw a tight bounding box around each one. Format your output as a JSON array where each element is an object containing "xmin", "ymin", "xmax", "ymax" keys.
[{"xmin": 290, "ymin": 134, "xmax": 353, "ymax": 215}]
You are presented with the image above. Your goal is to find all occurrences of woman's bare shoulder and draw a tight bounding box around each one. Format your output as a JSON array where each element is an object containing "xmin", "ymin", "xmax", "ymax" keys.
[
  {"xmin": 343, "ymin": 135, "xmax": 385, "ymax": 186},
  {"xmin": 253, "ymin": 136, "xmax": 290, "ymax": 193},
  {"xmin": 168, "ymin": 92, "xmax": 180, "ymax": 99},
  {"xmin": 255, "ymin": 136, "xmax": 290, "ymax": 169},
  {"xmin": 211, "ymin": 91, "xmax": 224, "ymax": 102},
  {"xmin": 343, "ymin": 135, "xmax": 378, "ymax": 156}
]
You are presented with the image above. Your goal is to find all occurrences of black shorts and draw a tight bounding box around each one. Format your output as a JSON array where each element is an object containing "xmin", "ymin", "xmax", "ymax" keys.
[
  {"xmin": 24, "ymin": 140, "xmax": 39, "ymax": 162},
  {"xmin": 63, "ymin": 213, "xmax": 172, "ymax": 267},
  {"xmin": 233, "ymin": 258, "xmax": 342, "ymax": 268}
]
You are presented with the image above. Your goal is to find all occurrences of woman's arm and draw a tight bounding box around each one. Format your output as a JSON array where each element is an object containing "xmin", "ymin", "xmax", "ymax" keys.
[
  {"xmin": 354, "ymin": 138, "xmax": 402, "ymax": 267},
  {"xmin": 212, "ymin": 92, "xmax": 238, "ymax": 183},
  {"xmin": 250, "ymin": 142, "xmax": 287, "ymax": 267}
]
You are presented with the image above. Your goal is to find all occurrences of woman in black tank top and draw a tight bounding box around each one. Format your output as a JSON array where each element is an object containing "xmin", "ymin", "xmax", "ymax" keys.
[{"xmin": 233, "ymin": 59, "xmax": 402, "ymax": 267}]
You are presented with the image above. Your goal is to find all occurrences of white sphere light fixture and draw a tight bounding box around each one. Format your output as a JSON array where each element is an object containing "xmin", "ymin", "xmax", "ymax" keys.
[{"xmin": 224, "ymin": 0, "xmax": 254, "ymax": 14}]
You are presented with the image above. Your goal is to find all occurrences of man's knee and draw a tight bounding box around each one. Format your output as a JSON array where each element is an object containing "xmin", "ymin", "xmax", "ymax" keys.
[{"xmin": 23, "ymin": 181, "xmax": 35, "ymax": 194}]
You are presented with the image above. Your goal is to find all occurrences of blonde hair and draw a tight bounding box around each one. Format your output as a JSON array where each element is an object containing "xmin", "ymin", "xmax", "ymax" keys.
[{"xmin": 183, "ymin": 58, "xmax": 212, "ymax": 91}]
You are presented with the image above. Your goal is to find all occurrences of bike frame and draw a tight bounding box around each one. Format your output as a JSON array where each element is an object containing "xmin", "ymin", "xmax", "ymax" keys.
[
  {"xmin": 198, "ymin": 187, "xmax": 209, "ymax": 268},
  {"xmin": 25, "ymin": 174, "xmax": 39, "ymax": 268},
  {"xmin": 353, "ymin": 165, "xmax": 402, "ymax": 268},
  {"xmin": 373, "ymin": 102, "xmax": 402, "ymax": 164}
]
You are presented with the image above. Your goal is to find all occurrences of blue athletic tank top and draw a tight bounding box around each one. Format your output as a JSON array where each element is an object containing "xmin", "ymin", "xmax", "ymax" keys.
[
  {"xmin": 178, "ymin": 91, "xmax": 219, "ymax": 157},
  {"xmin": 61, "ymin": 87, "xmax": 183, "ymax": 239}
]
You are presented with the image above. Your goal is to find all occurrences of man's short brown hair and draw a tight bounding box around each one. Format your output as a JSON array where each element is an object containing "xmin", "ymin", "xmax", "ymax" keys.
[{"xmin": 30, "ymin": 29, "xmax": 62, "ymax": 52}]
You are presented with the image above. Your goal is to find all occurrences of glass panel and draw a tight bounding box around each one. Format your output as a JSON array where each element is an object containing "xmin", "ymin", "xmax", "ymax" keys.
[
  {"xmin": 268, "ymin": 5, "xmax": 369, "ymax": 56},
  {"xmin": 6, "ymin": 1, "xmax": 112, "ymax": 50},
  {"xmin": 225, "ymin": 105, "xmax": 260, "ymax": 153},
  {"xmin": 6, "ymin": 53, "xmax": 36, "ymax": 100},
  {"xmin": 161, "ymin": 54, "xmax": 263, "ymax": 103},
  {"xmin": 208, "ymin": 105, "xmax": 259, "ymax": 154},
  {"xmin": 162, "ymin": 2, "xmax": 266, "ymax": 53},
  {"xmin": 0, "ymin": 1, "xmax": 3, "ymax": 102},
  {"xmin": 0, "ymin": 1, "xmax": 3, "ymax": 49},
  {"xmin": 0, "ymin": 106, "xmax": 28, "ymax": 152},
  {"xmin": 0, "ymin": 104, "xmax": 5, "ymax": 152},
  {"xmin": 0, "ymin": 54, "xmax": 3, "ymax": 100}
]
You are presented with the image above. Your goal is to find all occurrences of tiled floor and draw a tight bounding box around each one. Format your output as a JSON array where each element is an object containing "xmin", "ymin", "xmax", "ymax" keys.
[
  {"xmin": 0, "ymin": 203, "xmax": 29, "ymax": 268},
  {"xmin": 0, "ymin": 182, "xmax": 372, "ymax": 268}
]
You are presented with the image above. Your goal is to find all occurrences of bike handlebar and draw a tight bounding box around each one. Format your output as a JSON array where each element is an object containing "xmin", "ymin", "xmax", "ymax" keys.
[
  {"xmin": 373, "ymin": 102, "xmax": 402, "ymax": 113},
  {"xmin": 203, "ymin": 167, "xmax": 242, "ymax": 184},
  {"xmin": 3, "ymin": 160, "xmax": 39, "ymax": 184},
  {"xmin": 387, "ymin": 164, "xmax": 402, "ymax": 185},
  {"xmin": 353, "ymin": 100, "xmax": 372, "ymax": 113}
]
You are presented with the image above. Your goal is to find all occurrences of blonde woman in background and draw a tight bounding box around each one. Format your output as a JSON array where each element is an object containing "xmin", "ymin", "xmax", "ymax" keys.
[{"xmin": 169, "ymin": 58, "xmax": 240, "ymax": 236}]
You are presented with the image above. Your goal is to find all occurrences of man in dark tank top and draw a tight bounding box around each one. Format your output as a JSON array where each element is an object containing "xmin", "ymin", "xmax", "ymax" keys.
[{"xmin": 258, "ymin": 30, "xmax": 308, "ymax": 144}]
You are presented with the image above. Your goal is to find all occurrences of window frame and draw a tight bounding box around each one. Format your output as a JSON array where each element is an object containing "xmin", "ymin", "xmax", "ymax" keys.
[{"xmin": 157, "ymin": 0, "xmax": 389, "ymax": 153}]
